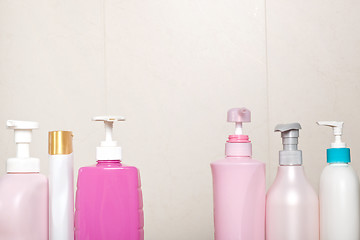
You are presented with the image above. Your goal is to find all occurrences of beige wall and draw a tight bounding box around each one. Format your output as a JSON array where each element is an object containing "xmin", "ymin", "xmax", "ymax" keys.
[{"xmin": 0, "ymin": 0, "xmax": 360, "ymax": 239}]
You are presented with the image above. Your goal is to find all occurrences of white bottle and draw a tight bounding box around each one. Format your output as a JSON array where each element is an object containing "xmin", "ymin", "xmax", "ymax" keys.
[
  {"xmin": 49, "ymin": 131, "xmax": 74, "ymax": 240},
  {"xmin": 317, "ymin": 121, "xmax": 360, "ymax": 240}
]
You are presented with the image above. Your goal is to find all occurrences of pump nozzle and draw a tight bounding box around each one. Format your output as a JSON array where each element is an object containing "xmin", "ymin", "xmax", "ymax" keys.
[
  {"xmin": 7, "ymin": 120, "xmax": 39, "ymax": 158},
  {"xmin": 227, "ymin": 108, "xmax": 251, "ymax": 135},
  {"xmin": 6, "ymin": 120, "xmax": 40, "ymax": 172},
  {"xmin": 92, "ymin": 116, "xmax": 125, "ymax": 160},
  {"xmin": 317, "ymin": 121, "xmax": 346, "ymax": 148},
  {"xmin": 275, "ymin": 123, "xmax": 301, "ymax": 151},
  {"xmin": 274, "ymin": 123, "xmax": 302, "ymax": 165}
]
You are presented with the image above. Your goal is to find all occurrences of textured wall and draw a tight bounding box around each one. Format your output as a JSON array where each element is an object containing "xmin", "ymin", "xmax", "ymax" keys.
[{"xmin": 0, "ymin": 0, "xmax": 359, "ymax": 239}]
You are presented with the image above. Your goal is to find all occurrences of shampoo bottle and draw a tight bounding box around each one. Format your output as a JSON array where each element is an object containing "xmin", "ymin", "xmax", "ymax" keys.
[
  {"xmin": 211, "ymin": 108, "xmax": 265, "ymax": 240},
  {"xmin": 266, "ymin": 123, "xmax": 319, "ymax": 240},
  {"xmin": 75, "ymin": 116, "xmax": 144, "ymax": 240},
  {"xmin": 317, "ymin": 121, "xmax": 360, "ymax": 240},
  {"xmin": 0, "ymin": 120, "xmax": 48, "ymax": 240},
  {"xmin": 49, "ymin": 131, "xmax": 74, "ymax": 240}
]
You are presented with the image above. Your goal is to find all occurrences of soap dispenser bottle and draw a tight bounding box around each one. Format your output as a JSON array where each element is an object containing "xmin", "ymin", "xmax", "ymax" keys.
[
  {"xmin": 211, "ymin": 108, "xmax": 265, "ymax": 240},
  {"xmin": 0, "ymin": 120, "xmax": 48, "ymax": 240},
  {"xmin": 266, "ymin": 123, "xmax": 319, "ymax": 240},
  {"xmin": 75, "ymin": 116, "xmax": 144, "ymax": 240},
  {"xmin": 317, "ymin": 121, "xmax": 359, "ymax": 240}
]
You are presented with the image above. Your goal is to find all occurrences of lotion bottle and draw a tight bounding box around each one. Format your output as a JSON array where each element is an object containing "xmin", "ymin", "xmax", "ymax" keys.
[
  {"xmin": 0, "ymin": 120, "xmax": 48, "ymax": 240},
  {"xmin": 211, "ymin": 108, "xmax": 265, "ymax": 240},
  {"xmin": 49, "ymin": 131, "xmax": 74, "ymax": 240},
  {"xmin": 74, "ymin": 116, "xmax": 144, "ymax": 240},
  {"xmin": 317, "ymin": 121, "xmax": 360, "ymax": 240},
  {"xmin": 266, "ymin": 123, "xmax": 319, "ymax": 240}
]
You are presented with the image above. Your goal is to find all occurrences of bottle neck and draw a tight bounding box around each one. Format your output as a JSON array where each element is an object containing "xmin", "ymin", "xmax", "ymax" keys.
[
  {"xmin": 225, "ymin": 135, "xmax": 252, "ymax": 157},
  {"xmin": 6, "ymin": 157, "xmax": 40, "ymax": 173},
  {"xmin": 328, "ymin": 162, "xmax": 348, "ymax": 166},
  {"xmin": 96, "ymin": 160, "xmax": 121, "ymax": 167}
]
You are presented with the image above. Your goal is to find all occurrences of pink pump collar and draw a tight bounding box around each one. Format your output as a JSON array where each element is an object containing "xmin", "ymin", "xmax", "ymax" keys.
[
  {"xmin": 225, "ymin": 135, "xmax": 252, "ymax": 157},
  {"xmin": 227, "ymin": 135, "xmax": 250, "ymax": 143}
]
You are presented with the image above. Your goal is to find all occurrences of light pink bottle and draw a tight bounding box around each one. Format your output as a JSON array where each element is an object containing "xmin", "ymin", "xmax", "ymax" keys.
[
  {"xmin": 211, "ymin": 108, "xmax": 265, "ymax": 240},
  {"xmin": 266, "ymin": 123, "xmax": 319, "ymax": 240},
  {"xmin": 75, "ymin": 116, "xmax": 144, "ymax": 240},
  {"xmin": 0, "ymin": 120, "xmax": 48, "ymax": 240}
]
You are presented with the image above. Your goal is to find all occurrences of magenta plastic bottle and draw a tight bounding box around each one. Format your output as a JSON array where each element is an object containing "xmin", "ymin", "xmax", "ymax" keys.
[
  {"xmin": 211, "ymin": 108, "xmax": 265, "ymax": 240},
  {"xmin": 75, "ymin": 116, "xmax": 144, "ymax": 240},
  {"xmin": 0, "ymin": 120, "xmax": 48, "ymax": 240}
]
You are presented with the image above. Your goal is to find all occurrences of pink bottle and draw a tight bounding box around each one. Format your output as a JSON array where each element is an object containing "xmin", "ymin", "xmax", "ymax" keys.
[
  {"xmin": 75, "ymin": 116, "xmax": 144, "ymax": 240},
  {"xmin": 0, "ymin": 120, "xmax": 48, "ymax": 240},
  {"xmin": 266, "ymin": 123, "xmax": 319, "ymax": 240},
  {"xmin": 211, "ymin": 108, "xmax": 266, "ymax": 240}
]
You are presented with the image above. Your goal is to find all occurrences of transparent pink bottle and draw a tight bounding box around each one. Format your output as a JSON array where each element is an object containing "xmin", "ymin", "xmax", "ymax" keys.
[
  {"xmin": 211, "ymin": 108, "xmax": 266, "ymax": 240},
  {"xmin": 266, "ymin": 123, "xmax": 319, "ymax": 240},
  {"xmin": 0, "ymin": 120, "xmax": 48, "ymax": 240},
  {"xmin": 75, "ymin": 116, "xmax": 144, "ymax": 240}
]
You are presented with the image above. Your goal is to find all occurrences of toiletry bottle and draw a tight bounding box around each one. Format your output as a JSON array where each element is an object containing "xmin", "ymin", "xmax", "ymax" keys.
[
  {"xmin": 75, "ymin": 116, "xmax": 144, "ymax": 240},
  {"xmin": 266, "ymin": 123, "xmax": 319, "ymax": 240},
  {"xmin": 0, "ymin": 120, "xmax": 48, "ymax": 240},
  {"xmin": 49, "ymin": 131, "xmax": 74, "ymax": 240},
  {"xmin": 317, "ymin": 121, "xmax": 359, "ymax": 240},
  {"xmin": 211, "ymin": 108, "xmax": 265, "ymax": 240}
]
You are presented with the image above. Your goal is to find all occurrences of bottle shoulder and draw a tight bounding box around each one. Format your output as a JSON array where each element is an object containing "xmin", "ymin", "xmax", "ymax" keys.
[
  {"xmin": 0, "ymin": 173, "xmax": 47, "ymax": 182},
  {"xmin": 211, "ymin": 157, "xmax": 265, "ymax": 166},
  {"xmin": 320, "ymin": 164, "xmax": 359, "ymax": 185},
  {"xmin": 78, "ymin": 163, "xmax": 139, "ymax": 174},
  {"xmin": 267, "ymin": 180, "xmax": 318, "ymax": 203},
  {"xmin": 321, "ymin": 163, "xmax": 356, "ymax": 172},
  {"xmin": 267, "ymin": 168, "xmax": 317, "ymax": 199},
  {"xmin": 0, "ymin": 174, "xmax": 48, "ymax": 196}
]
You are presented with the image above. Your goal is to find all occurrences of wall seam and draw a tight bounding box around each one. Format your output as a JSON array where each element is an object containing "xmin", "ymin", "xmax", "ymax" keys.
[
  {"xmin": 103, "ymin": 0, "xmax": 108, "ymax": 114},
  {"xmin": 264, "ymin": 0, "xmax": 271, "ymax": 188}
]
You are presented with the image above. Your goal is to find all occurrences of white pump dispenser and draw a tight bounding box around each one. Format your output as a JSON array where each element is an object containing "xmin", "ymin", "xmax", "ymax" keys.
[
  {"xmin": 93, "ymin": 116, "xmax": 125, "ymax": 160},
  {"xmin": 317, "ymin": 121, "xmax": 359, "ymax": 240},
  {"xmin": 317, "ymin": 121, "xmax": 346, "ymax": 148},
  {"xmin": 6, "ymin": 120, "xmax": 40, "ymax": 173}
]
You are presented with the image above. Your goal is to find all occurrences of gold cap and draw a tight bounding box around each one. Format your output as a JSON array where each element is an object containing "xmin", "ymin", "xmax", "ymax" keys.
[{"xmin": 49, "ymin": 131, "xmax": 73, "ymax": 155}]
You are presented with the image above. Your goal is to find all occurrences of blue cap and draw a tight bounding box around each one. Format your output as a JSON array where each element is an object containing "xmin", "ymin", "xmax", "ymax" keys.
[{"xmin": 327, "ymin": 148, "xmax": 350, "ymax": 163}]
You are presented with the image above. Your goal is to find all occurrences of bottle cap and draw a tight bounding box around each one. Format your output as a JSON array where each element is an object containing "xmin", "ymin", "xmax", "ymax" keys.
[
  {"xmin": 225, "ymin": 108, "xmax": 252, "ymax": 157},
  {"xmin": 6, "ymin": 120, "xmax": 40, "ymax": 173},
  {"xmin": 49, "ymin": 131, "xmax": 73, "ymax": 155},
  {"xmin": 317, "ymin": 121, "xmax": 350, "ymax": 163},
  {"xmin": 227, "ymin": 107, "xmax": 251, "ymax": 135},
  {"xmin": 275, "ymin": 123, "xmax": 302, "ymax": 165},
  {"xmin": 93, "ymin": 116, "xmax": 125, "ymax": 160}
]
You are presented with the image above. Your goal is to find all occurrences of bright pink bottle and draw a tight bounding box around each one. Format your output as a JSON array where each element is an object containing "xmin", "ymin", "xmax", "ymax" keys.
[
  {"xmin": 211, "ymin": 108, "xmax": 265, "ymax": 240},
  {"xmin": 75, "ymin": 116, "xmax": 144, "ymax": 240}
]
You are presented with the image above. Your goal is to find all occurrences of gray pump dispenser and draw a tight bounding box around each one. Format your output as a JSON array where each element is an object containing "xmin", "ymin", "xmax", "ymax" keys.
[{"xmin": 275, "ymin": 123, "xmax": 302, "ymax": 165}]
